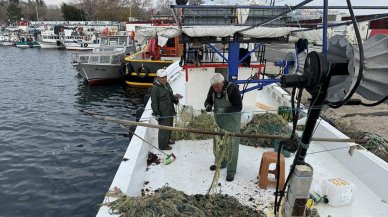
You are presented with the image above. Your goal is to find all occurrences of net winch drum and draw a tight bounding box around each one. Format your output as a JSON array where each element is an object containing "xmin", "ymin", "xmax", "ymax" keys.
[{"xmin": 326, "ymin": 34, "xmax": 388, "ymax": 103}]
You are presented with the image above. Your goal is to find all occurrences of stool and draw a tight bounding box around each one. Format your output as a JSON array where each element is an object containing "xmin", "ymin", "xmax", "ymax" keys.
[{"xmin": 257, "ymin": 151, "xmax": 285, "ymax": 190}]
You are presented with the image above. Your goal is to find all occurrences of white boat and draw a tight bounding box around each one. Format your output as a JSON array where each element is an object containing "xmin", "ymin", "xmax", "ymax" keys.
[
  {"xmin": 96, "ymin": 4, "xmax": 388, "ymax": 217},
  {"xmin": 63, "ymin": 34, "xmax": 100, "ymax": 51},
  {"xmin": 64, "ymin": 39, "xmax": 100, "ymax": 51},
  {"xmin": 71, "ymin": 35, "xmax": 137, "ymax": 85},
  {"xmin": 0, "ymin": 35, "xmax": 14, "ymax": 46},
  {"xmin": 39, "ymin": 31, "xmax": 65, "ymax": 49},
  {"xmin": 0, "ymin": 31, "xmax": 18, "ymax": 46}
]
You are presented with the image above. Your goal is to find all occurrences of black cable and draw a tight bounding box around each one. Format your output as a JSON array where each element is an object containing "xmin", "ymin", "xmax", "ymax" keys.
[
  {"xmin": 275, "ymin": 87, "xmax": 303, "ymax": 214},
  {"xmin": 360, "ymin": 95, "xmax": 388, "ymax": 106},
  {"xmin": 329, "ymin": 0, "xmax": 364, "ymax": 108}
]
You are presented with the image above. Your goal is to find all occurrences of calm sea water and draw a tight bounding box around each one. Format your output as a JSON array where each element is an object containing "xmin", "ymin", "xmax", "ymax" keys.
[{"xmin": 0, "ymin": 47, "xmax": 146, "ymax": 217}]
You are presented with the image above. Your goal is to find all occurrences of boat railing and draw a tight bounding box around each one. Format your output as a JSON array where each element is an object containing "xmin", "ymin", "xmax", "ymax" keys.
[{"xmin": 74, "ymin": 53, "xmax": 124, "ymax": 65}]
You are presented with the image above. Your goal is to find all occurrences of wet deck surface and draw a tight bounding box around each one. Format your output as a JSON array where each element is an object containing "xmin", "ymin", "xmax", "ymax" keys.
[{"xmin": 144, "ymin": 130, "xmax": 388, "ymax": 216}]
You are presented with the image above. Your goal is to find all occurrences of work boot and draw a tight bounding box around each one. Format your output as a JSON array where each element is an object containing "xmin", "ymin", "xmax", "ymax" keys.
[
  {"xmin": 160, "ymin": 145, "xmax": 172, "ymax": 150},
  {"xmin": 209, "ymin": 162, "xmax": 227, "ymax": 171},
  {"xmin": 226, "ymin": 173, "xmax": 235, "ymax": 182}
]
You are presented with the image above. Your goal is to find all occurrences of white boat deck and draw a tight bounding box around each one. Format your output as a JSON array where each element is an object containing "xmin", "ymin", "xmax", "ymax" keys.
[
  {"xmin": 97, "ymin": 63, "xmax": 388, "ymax": 217},
  {"xmin": 142, "ymin": 136, "xmax": 387, "ymax": 217}
]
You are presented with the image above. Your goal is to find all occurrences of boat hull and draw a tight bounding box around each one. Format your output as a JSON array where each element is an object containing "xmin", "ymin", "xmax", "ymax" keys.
[
  {"xmin": 76, "ymin": 63, "xmax": 123, "ymax": 85},
  {"xmin": 15, "ymin": 41, "xmax": 40, "ymax": 48},
  {"xmin": 64, "ymin": 42, "xmax": 98, "ymax": 51},
  {"xmin": 0, "ymin": 41, "xmax": 14, "ymax": 46},
  {"xmin": 39, "ymin": 41, "xmax": 65, "ymax": 49}
]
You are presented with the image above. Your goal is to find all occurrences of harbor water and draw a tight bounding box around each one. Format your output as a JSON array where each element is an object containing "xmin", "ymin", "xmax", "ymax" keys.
[{"xmin": 0, "ymin": 47, "xmax": 146, "ymax": 217}]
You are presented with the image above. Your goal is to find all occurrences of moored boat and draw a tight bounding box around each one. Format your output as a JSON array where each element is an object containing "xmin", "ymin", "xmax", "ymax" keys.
[
  {"xmin": 124, "ymin": 31, "xmax": 182, "ymax": 88},
  {"xmin": 71, "ymin": 35, "xmax": 137, "ymax": 85},
  {"xmin": 15, "ymin": 39, "xmax": 40, "ymax": 48},
  {"xmin": 96, "ymin": 3, "xmax": 388, "ymax": 217},
  {"xmin": 39, "ymin": 33, "xmax": 65, "ymax": 49}
]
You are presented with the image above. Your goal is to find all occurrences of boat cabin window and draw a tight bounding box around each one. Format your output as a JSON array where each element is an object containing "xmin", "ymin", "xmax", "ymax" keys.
[
  {"xmin": 118, "ymin": 37, "xmax": 127, "ymax": 46},
  {"xmin": 104, "ymin": 47, "xmax": 115, "ymax": 52},
  {"xmin": 100, "ymin": 56, "xmax": 110, "ymax": 63},
  {"xmin": 109, "ymin": 38, "xmax": 118, "ymax": 46},
  {"xmin": 166, "ymin": 38, "xmax": 175, "ymax": 48},
  {"xmin": 79, "ymin": 56, "xmax": 89, "ymax": 63},
  {"xmin": 90, "ymin": 56, "xmax": 99, "ymax": 63},
  {"xmin": 101, "ymin": 38, "xmax": 109, "ymax": 46},
  {"xmin": 111, "ymin": 55, "xmax": 121, "ymax": 64},
  {"xmin": 115, "ymin": 47, "xmax": 124, "ymax": 52}
]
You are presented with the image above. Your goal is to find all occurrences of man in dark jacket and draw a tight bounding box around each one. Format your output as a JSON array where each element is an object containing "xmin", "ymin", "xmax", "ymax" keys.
[
  {"xmin": 204, "ymin": 73, "xmax": 242, "ymax": 182},
  {"xmin": 151, "ymin": 68, "xmax": 182, "ymax": 150}
]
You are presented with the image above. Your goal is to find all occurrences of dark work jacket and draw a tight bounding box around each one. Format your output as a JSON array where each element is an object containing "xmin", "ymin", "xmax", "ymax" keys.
[
  {"xmin": 204, "ymin": 81, "xmax": 242, "ymax": 113},
  {"xmin": 150, "ymin": 80, "xmax": 178, "ymax": 117}
]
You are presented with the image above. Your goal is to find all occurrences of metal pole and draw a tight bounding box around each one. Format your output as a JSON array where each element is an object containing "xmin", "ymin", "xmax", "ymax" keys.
[
  {"xmin": 322, "ymin": 0, "xmax": 328, "ymax": 55},
  {"xmin": 239, "ymin": 0, "xmax": 314, "ymax": 32},
  {"xmin": 291, "ymin": 13, "xmax": 388, "ymax": 32},
  {"xmin": 228, "ymin": 33, "xmax": 240, "ymax": 82},
  {"xmin": 171, "ymin": 5, "xmax": 388, "ymax": 10}
]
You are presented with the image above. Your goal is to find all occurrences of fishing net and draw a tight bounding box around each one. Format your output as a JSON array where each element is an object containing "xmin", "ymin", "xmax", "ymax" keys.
[
  {"xmin": 173, "ymin": 105, "xmax": 231, "ymax": 192},
  {"xmin": 208, "ymin": 132, "xmax": 229, "ymax": 194},
  {"xmin": 172, "ymin": 108, "xmax": 216, "ymax": 141},
  {"xmin": 346, "ymin": 132, "xmax": 388, "ymax": 163},
  {"xmin": 241, "ymin": 113, "xmax": 292, "ymax": 148},
  {"xmin": 107, "ymin": 186, "xmax": 265, "ymax": 217}
]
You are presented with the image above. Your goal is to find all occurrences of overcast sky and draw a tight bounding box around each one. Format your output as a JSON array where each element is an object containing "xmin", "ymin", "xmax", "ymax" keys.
[{"xmin": 44, "ymin": 0, "xmax": 388, "ymax": 15}]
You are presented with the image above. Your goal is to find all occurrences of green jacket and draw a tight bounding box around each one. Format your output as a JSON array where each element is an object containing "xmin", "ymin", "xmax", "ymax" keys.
[{"xmin": 150, "ymin": 80, "xmax": 178, "ymax": 117}]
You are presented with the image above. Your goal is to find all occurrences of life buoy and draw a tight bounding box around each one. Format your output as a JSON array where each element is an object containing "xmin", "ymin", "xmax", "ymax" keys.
[
  {"xmin": 126, "ymin": 62, "xmax": 134, "ymax": 76},
  {"xmin": 84, "ymin": 43, "xmax": 88, "ymax": 47},
  {"xmin": 136, "ymin": 66, "xmax": 150, "ymax": 78}
]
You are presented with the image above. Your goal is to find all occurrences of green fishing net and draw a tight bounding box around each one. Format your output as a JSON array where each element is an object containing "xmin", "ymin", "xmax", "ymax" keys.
[
  {"xmin": 108, "ymin": 186, "xmax": 264, "ymax": 217},
  {"xmin": 241, "ymin": 113, "xmax": 292, "ymax": 148}
]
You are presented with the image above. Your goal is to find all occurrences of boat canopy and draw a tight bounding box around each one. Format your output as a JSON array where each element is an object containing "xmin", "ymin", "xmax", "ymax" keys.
[{"xmin": 134, "ymin": 26, "xmax": 297, "ymax": 45}]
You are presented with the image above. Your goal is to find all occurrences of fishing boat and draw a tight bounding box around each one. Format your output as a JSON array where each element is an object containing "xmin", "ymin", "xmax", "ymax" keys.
[
  {"xmin": 96, "ymin": 2, "xmax": 388, "ymax": 217},
  {"xmin": 39, "ymin": 34, "xmax": 65, "ymax": 49},
  {"xmin": 0, "ymin": 34, "xmax": 14, "ymax": 46},
  {"xmin": 15, "ymin": 37, "xmax": 40, "ymax": 48},
  {"xmin": 62, "ymin": 28, "xmax": 100, "ymax": 51},
  {"xmin": 71, "ymin": 35, "xmax": 137, "ymax": 85},
  {"xmin": 123, "ymin": 29, "xmax": 182, "ymax": 88}
]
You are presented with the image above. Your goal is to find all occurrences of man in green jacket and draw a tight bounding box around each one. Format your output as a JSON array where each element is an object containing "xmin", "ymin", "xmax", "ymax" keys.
[
  {"xmin": 151, "ymin": 68, "xmax": 182, "ymax": 150},
  {"xmin": 204, "ymin": 73, "xmax": 242, "ymax": 182}
]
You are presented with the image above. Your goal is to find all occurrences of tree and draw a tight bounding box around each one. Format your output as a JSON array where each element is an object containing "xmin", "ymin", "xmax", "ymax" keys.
[
  {"xmin": 0, "ymin": 1, "xmax": 7, "ymax": 24},
  {"xmin": 7, "ymin": 2, "xmax": 22, "ymax": 21},
  {"xmin": 156, "ymin": 0, "xmax": 173, "ymax": 15},
  {"xmin": 60, "ymin": 3, "xmax": 86, "ymax": 21},
  {"xmin": 44, "ymin": 7, "xmax": 63, "ymax": 21}
]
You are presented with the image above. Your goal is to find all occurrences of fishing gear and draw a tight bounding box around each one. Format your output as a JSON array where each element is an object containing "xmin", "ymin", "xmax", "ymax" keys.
[{"xmin": 128, "ymin": 129, "xmax": 176, "ymax": 165}]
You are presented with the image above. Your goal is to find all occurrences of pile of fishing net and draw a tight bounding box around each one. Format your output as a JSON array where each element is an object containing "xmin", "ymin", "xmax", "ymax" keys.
[
  {"xmin": 241, "ymin": 113, "xmax": 292, "ymax": 148},
  {"xmin": 347, "ymin": 132, "xmax": 388, "ymax": 163},
  {"xmin": 108, "ymin": 186, "xmax": 264, "ymax": 217},
  {"xmin": 172, "ymin": 111, "xmax": 292, "ymax": 149},
  {"xmin": 172, "ymin": 112, "xmax": 216, "ymax": 141}
]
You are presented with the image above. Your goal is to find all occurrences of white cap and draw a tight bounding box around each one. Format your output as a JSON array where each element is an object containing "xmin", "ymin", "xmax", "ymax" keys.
[{"xmin": 157, "ymin": 68, "xmax": 168, "ymax": 77}]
